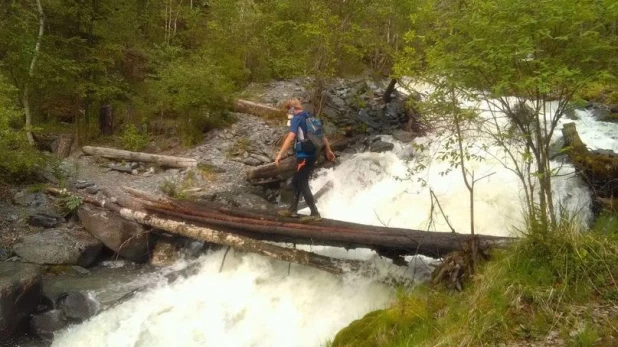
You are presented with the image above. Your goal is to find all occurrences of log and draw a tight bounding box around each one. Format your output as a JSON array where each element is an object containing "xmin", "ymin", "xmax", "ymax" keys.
[
  {"xmin": 246, "ymin": 136, "xmax": 358, "ymax": 182},
  {"xmin": 233, "ymin": 99, "xmax": 286, "ymax": 119},
  {"xmin": 562, "ymin": 123, "xmax": 618, "ymax": 197},
  {"xmin": 82, "ymin": 146, "xmax": 197, "ymax": 168},
  {"xmin": 124, "ymin": 187, "xmax": 514, "ymax": 259},
  {"xmin": 45, "ymin": 188, "xmax": 370, "ymax": 276}
]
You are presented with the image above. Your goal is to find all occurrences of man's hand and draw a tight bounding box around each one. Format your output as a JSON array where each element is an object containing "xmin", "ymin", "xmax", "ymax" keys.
[
  {"xmin": 325, "ymin": 149, "xmax": 336, "ymax": 162},
  {"xmin": 275, "ymin": 154, "xmax": 282, "ymax": 168}
]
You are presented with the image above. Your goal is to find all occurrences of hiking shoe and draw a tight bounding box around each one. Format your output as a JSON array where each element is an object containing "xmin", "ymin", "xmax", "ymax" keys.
[{"xmin": 278, "ymin": 210, "xmax": 299, "ymax": 218}]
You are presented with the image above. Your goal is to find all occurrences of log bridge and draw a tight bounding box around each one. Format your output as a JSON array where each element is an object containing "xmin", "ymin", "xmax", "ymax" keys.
[{"xmin": 47, "ymin": 187, "xmax": 513, "ymax": 279}]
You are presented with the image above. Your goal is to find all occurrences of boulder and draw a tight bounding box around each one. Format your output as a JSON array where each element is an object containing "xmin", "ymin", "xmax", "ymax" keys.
[
  {"xmin": 77, "ymin": 205, "xmax": 150, "ymax": 262},
  {"xmin": 369, "ymin": 140, "xmax": 395, "ymax": 153},
  {"xmin": 27, "ymin": 211, "xmax": 63, "ymax": 228},
  {"xmin": 0, "ymin": 262, "xmax": 42, "ymax": 337},
  {"xmin": 392, "ymin": 130, "xmax": 416, "ymax": 143},
  {"xmin": 13, "ymin": 228, "xmax": 103, "ymax": 267},
  {"xmin": 60, "ymin": 291, "xmax": 100, "ymax": 320},
  {"xmin": 30, "ymin": 309, "xmax": 68, "ymax": 339},
  {"xmin": 13, "ymin": 191, "xmax": 48, "ymax": 208}
]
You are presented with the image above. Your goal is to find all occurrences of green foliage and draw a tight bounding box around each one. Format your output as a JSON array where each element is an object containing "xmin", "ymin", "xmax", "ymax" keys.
[
  {"xmin": 119, "ymin": 124, "xmax": 150, "ymax": 152},
  {"xmin": 333, "ymin": 223, "xmax": 618, "ymax": 346},
  {"xmin": 60, "ymin": 194, "xmax": 83, "ymax": 214}
]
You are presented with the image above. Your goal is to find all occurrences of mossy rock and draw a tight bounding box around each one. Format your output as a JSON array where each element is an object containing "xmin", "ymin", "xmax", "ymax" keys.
[{"xmin": 331, "ymin": 297, "xmax": 431, "ymax": 347}]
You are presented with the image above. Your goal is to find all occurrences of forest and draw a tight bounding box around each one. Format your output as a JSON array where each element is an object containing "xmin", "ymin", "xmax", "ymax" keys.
[{"xmin": 1, "ymin": 0, "xmax": 614, "ymax": 183}]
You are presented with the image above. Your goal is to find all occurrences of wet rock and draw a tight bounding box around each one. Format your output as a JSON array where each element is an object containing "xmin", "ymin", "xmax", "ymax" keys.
[
  {"xmin": 13, "ymin": 191, "xmax": 48, "ymax": 208},
  {"xmin": 201, "ymin": 191, "xmax": 271, "ymax": 210},
  {"xmin": 85, "ymin": 186, "xmax": 99, "ymax": 195},
  {"xmin": 30, "ymin": 309, "xmax": 68, "ymax": 339},
  {"xmin": 28, "ymin": 212, "xmax": 63, "ymax": 228},
  {"xmin": 13, "ymin": 228, "xmax": 103, "ymax": 267},
  {"xmin": 392, "ymin": 130, "xmax": 416, "ymax": 143},
  {"xmin": 77, "ymin": 205, "xmax": 150, "ymax": 262},
  {"xmin": 369, "ymin": 140, "xmax": 395, "ymax": 153},
  {"xmin": 60, "ymin": 291, "xmax": 100, "ymax": 320},
  {"xmin": 150, "ymin": 239, "xmax": 179, "ymax": 267},
  {"xmin": 0, "ymin": 262, "xmax": 42, "ymax": 337}
]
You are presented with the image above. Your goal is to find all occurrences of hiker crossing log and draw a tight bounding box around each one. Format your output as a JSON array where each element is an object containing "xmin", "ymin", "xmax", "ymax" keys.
[
  {"xmin": 82, "ymin": 146, "xmax": 197, "ymax": 168},
  {"xmin": 123, "ymin": 187, "xmax": 514, "ymax": 260}
]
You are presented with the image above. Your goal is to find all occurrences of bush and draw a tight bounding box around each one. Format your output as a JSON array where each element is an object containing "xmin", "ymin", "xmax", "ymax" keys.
[{"xmin": 119, "ymin": 124, "xmax": 150, "ymax": 151}]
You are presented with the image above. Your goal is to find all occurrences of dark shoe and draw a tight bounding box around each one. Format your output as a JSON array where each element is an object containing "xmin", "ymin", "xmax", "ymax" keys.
[{"xmin": 278, "ymin": 210, "xmax": 299, "ymax": 218}]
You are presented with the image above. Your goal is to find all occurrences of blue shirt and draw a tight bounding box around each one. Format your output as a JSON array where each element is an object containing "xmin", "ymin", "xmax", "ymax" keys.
[{"xmin": 289, "ymin": 111, "xmax": 315, "ymax": 158}]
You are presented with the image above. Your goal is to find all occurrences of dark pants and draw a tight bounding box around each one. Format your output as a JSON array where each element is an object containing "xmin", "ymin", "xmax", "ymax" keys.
[{"xmin": 289, "ymin": 156, "xmax": 319, "ymax": 215}]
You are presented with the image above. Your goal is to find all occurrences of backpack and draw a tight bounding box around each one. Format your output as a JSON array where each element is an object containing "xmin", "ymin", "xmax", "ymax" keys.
[{"xmin": 299, "ymin": 114, "xmax": 324, "ymax": 154}]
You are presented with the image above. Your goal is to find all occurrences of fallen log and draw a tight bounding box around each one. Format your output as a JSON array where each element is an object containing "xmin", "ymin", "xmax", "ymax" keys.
[
  {"xmin": 234, "ymin": 99, "xmax": 285, "ymax": 119},
  {"xmin": 562, "ymin": 123, "xmax": 618, "ymax": 197},
  {"xmin": 46, "ymin": 188, "xmax": 369, "ymax": 276},
  {"xmin": 246, "ymin": 136, "xmax": 359, "ymax": 182},
  {"xmin": 124, "ymin": 187, "xmax": 514, "ymax": 259},
  {"xmin": 82, "ymin": 146, "xmax": 197, "ymax": 168}
]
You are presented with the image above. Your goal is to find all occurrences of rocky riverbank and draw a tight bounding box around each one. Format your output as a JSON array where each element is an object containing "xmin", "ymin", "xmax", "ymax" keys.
[{"xmin": 0, "ymin": 77, "xmax": 418, "ymax": 345}]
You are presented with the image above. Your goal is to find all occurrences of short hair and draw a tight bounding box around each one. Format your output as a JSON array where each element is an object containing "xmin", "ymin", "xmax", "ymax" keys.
[{"xmin": 282, "ymin": 98, "xmax": 302, "ymax": 110}]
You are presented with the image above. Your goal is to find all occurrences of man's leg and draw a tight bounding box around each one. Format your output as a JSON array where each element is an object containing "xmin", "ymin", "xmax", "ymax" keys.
[
  {"xmin": 279, "ymin": 158, "xmax": 304, "ymax": 218},
  {"xmin": 297, "ymin": 157, "xmax": 320, "ymax": 217}
]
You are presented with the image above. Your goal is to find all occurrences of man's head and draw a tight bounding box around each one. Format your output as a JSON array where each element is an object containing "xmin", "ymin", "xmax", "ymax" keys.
[{"xmin": 283, "ymin": 98, "xmax": 303, "ymax": 115}]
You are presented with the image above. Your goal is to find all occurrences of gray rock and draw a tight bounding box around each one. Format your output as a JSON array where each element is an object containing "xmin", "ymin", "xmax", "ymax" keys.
[
  {"xmin": 85, "ymin": 186, "xmax": 99, "ymax": 195},
  {"xmin": 77, "ymin": 205, "xmax": 150, "ymax": 262},
  {"xmin": 60, "ymin": 291, "xmax": 100, "ymax": 320},
  {"xmin": 591, "ymin": 107, "xmax": 612, "ymax": 121},
  {"xmin": 13, "ymin": 228, "xmax": 103, "ymax": 267},
  {"xmin": 0, "ymin": 262, "xmax": 42, "ymax": 337},
  {"xmin": 370, "ymin": 140, "xmax": 395, "ymax": 153},
  {"xmin": 28, "ymin": 211, "xmax": 63, "ymax": 228},
  {"xmin": 0, "ymin": 247, "xmax": 10, "ymax": 261},
  {"xmin": 243, "ymin": 157, "xmax": 262, "ymax": 166},
  {"xmin": 250, "ymin": 154, "xmax": 272, "ymax": 164},
  {"xmin": 30, "ymin": 309, "xmax": 68, "ymax": 339},
  {"xmin": 392, "ymin": 130, "xmax": 416, "ymax": 143},
  {"xmin": 13, "ymin": 191, "xmax": 48, "ymax": 208},
  {"xmin": 74, "ymin": 181, "xmax": 95, "ymax": 189}
]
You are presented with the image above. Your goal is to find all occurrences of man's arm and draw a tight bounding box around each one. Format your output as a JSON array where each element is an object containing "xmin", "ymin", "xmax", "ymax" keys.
[
  {"xmin": 275, "ymin": 132, "xmax": 296, "ymax": 167},
  {"xmin": 323, "ymin": 135, "xmax": 336, "ymax": 161}
]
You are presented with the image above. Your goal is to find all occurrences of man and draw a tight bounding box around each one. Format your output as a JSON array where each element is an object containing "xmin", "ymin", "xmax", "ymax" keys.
[{"xmin": 275, "ymin": 98, "xmax": 335, "ymax": 219}]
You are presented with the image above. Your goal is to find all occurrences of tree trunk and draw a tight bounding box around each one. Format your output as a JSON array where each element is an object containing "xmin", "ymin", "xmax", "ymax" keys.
[
  {"xmin": 124, "ymin": 187, "xmax": 514, "ymax": 259},
  {"xmin": 234, "ymin": 99, "xmax": 286, "ymax": 120},
  {"xmin": 45, "ymin": 188, "xmax": 370, "ymax": 276},
  {"xmin": 23, "ymin": 0, "xmax": 45, "ymax": 146},
  {"xmin": 562, "ymin": 123, "xmax": 618, "ymax": 198},
  {"xmin": 383, "ymin": 78, "xmax": 398, "ymax": 103},
  {"xmin": 99, "ymin": 104, "xmax": 113, "ymax": 136},
  {"xmin": 81, "ymin": 146, "xmax": 197, "ymax": 168}
]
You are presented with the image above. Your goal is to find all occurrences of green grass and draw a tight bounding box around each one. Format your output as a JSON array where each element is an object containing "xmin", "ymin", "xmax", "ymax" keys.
[{"xmin": 331, "ymin": 217, "xmax": 618, "ymax": 347}]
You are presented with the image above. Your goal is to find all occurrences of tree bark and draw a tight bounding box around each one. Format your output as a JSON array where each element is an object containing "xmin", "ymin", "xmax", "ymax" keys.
[
  {"xmin": 383, "ymin": 78, "xmax": 398, "ymax": 103},
  {"xmin": 23, "ymin": 0, "xmax": 45, "ymax": 146},
  {"xmin": 99, "ymin": 105, "xmax": 113, "ymax": 136},
  {"xmin": 82, "ymin": 146, "xmax": 197, "ymax": 168}
]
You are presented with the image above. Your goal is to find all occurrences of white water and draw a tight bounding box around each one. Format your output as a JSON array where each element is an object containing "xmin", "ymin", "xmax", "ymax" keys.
[{"xmin": 53, "ymin": 96, "xmax": 618, "ymax": 346}]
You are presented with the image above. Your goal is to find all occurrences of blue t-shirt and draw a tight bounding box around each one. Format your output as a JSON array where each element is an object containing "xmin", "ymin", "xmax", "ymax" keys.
[{"xmin": 289, "ymin": 111, "xmax": 315, "ymax": 158}]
